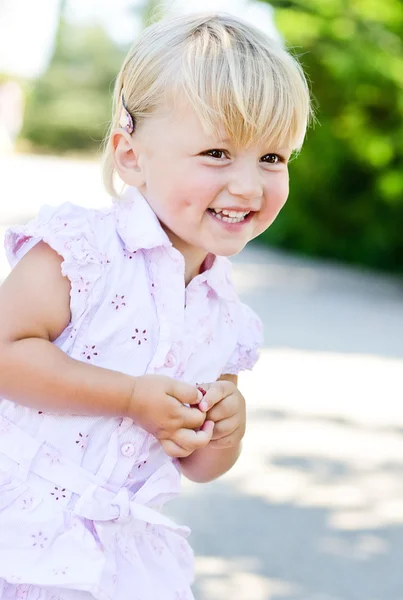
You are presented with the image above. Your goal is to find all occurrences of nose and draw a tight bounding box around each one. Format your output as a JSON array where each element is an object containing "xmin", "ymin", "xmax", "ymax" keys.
[{"xmin": 227, "ymin": 162, "xmax": 263, "ymax": 203}]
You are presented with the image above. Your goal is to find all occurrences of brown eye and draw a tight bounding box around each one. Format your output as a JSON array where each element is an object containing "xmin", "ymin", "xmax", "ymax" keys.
[
  {"xmin": 261, "ymin": 153, "xmax": 281, "ymax": 164},
  {"xmin": 204, "ymin": 149, "xmax": 226, "ymax": 159}
]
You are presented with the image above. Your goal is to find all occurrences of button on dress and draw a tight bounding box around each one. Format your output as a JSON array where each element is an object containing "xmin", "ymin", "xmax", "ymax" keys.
[{"xmin": 0, "ymin": 187, "xmax": 263, "ymax": 600}]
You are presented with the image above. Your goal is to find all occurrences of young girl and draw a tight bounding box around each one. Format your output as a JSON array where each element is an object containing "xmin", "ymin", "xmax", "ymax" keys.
[{"xmin": 0, "ymin": 12, "xmax": 310, "ymax": 600}]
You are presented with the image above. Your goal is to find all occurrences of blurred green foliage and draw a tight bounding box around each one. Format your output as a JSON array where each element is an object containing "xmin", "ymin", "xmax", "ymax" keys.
[
  {"xmin": 20, "ymin": 1, "xmax": 403, "ymax": 271},
  {"xmin": 259, "ymin": 0, "xmax": 403, "ymax": 272},
  {"xmin": 21, "ymin": 21, "xmax": 127, "ymax": 153}
]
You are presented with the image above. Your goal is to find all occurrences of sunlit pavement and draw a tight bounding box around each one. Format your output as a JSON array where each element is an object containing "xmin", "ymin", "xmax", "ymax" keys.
[{"xmin": 1, "ymin": 153, "xmax": 403, "ymax": 600}]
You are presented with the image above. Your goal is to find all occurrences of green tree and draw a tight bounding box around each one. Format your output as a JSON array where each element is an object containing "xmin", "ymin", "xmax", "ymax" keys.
[
  {"xmin": 22, "ymin": 18, "xmax": 128, "ymax": 153},
  {"xmin": 258, "ymin": 0, "xmax": 403, "ymax": 272}
]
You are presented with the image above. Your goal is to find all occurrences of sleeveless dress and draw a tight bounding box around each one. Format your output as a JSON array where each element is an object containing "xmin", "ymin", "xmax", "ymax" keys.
[{"xmin": 0, "ymin": 187, "xmax": 263, "ymax": 600}]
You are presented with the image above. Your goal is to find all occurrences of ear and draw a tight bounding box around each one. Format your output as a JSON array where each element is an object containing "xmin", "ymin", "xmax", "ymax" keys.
[{"xmin": 112, "ymin": 129, "xmax": 145, "ymax": 187}]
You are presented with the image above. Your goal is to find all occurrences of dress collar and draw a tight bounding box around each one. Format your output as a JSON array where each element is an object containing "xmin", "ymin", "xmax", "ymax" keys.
[
  {"xmin": 114, "ymin": 186, "xmax": 236, "ymax": 301},
  {"xmin": 114, "ymin": 186, "xmax": 171, "ymax": 252}
]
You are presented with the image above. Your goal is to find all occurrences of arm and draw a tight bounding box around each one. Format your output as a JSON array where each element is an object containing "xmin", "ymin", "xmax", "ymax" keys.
[
  {"xmin": 179, "ymin": 375, "xmax": 244, "ymax": 483},
  {"xmin": 0, "ymin": 241, "xmax": 135, "ymax": 416}
]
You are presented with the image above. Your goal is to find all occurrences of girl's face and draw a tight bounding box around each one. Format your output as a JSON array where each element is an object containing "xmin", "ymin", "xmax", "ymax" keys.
[{"xmin": 118, "ymin": 99, "xmax": 291, "ymax": 264}]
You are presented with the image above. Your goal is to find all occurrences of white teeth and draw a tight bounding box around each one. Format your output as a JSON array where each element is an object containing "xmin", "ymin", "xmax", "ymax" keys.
[
  {"xmin": 222, "ymin": 209, "xmax": 247, "ymax": 218},
  {"xmin": 210, "ymin": 209, "xmax": 250, "ymax": 224},
  {"xmin": 212, "ymin": 208, "xmax": 249, "ymax": 217}
]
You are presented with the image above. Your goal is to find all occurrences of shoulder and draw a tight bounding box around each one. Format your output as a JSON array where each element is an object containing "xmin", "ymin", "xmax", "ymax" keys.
[
  {"xmin": 4, "ymin": 202, "xmax": 123, "ymax": 324},
  {"xmin": 5, "ymin": 202, "xmax": 119, "ymax": 267}
]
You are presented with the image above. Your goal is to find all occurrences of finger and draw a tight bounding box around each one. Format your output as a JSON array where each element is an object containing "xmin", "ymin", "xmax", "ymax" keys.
[
  {"xmin": 171, "ymin": 380, "xmax": 203, "ymax": 406},
  {"xmin": 209, "ymin": 415, "xmax": 240, "ymax": 440},
  {"xmin": 173, "ymin": 421, "xmax": 214, "ymax": 452},
  {"xmin": 194, "ymin": 382, "xmax": 213, "ymax": 411},
  {"xmin": 202, "ymin": 382, "xmax": 227, "ymax": 411},
  {"xmin": 208, "ymin": 428, "xmax": 242, "ymax": 449},
  {"xmin": 175, "ymin": 404, "xmax": 206, "ymax": 430},
  {"xmin": 206, "ymin": 399, "xmax": 236, "ymax": 423},
  {"xmin": 161, "ymin": 439, "xmax": 193, "ymax": 458}
]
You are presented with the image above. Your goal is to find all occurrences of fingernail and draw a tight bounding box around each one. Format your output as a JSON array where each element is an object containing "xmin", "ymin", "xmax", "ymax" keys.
[{"xmin": 199, "ymin": 400, "xmax": 208, "ymax": 412}]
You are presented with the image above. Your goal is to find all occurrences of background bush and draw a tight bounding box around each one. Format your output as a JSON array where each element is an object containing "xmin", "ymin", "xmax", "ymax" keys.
[{"xmin": 259, "ymin": 0, "xmax": 403, "ymax": 272}]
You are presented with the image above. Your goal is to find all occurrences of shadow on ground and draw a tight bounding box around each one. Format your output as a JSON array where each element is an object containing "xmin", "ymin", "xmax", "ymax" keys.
[{"xmin": 168, "ymin": 407, "xmax": 403, "ymax": 600}]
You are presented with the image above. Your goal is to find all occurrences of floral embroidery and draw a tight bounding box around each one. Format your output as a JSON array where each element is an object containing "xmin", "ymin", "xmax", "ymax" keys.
[
  {"xmin": 164, "ymin": 350, "xmax": 177, "ymax": 368},
  {"xmin": 16, "ymin": 584, "xmax": 30, "ymax": 600},
  {"xmin": 0, "ymin": 416, "xmax": 11, "ymax": 434},
  {"xmin": 133, "ymin": 530, "xmax": 144, "ymax": 544},
  {"xmin": 205, "ymin": 330, "xmax": 215, "ymax": 345},
  {"xmin": 76, "ymin": 276, "xmax": 90, "ymax": 294},
  {"xmin": 50, "ymin": 486, "xmax": 67, "ymax": 501},
  {"xmin": 111, "ymin": 294, "xmax": 127, "ymax": 310},
  {"xmin": 225, "ymin": 310, "xmax": 234, "ymax": 325},
  {"xmin": 150, "ymin": 536, "xmax": 165, "ymax": 556},
  {"xmin": 75, "ymin": 432, "xmax": 89, "ymax": 449},
  {"xmin": 54, "ymin": 217, "xmax": 68, "ymax": 231},
  {"xmin": 81, "ymin": 345, "xmax": 98, "ymax": 360},
  {"xmin": 123, "ymin": 249, "xmax": 137, "ymax": 259},
  {"xmin": 100, "ymin": 253, "xmax": 111, "ymax": 265},
  {"xmin": 53, "ymin": 566, "xmax": 70, "ymax": 576},
  {"xmin": 122, "ymin": 543, "xmax": 140, "ymax": 562},
  {"xmin": 45, "ymin": 449, "xmax": 62, "ymax": 465},
  {"xmin": 32, "ymin": 530, "xmax": 49, "ymax": 548},
  {"xmin": 19, "ymin": 491, "xmax": 35, "ymax": 511},
  {"xmin": 132, "ymin": 328, "xmax": 147, "ymax": 345}
]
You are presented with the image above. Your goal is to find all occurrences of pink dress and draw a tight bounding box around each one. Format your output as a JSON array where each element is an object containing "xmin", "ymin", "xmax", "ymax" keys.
[{"xmin": 0, "ymin": 187, "xmax": 263, "ymax": 600}]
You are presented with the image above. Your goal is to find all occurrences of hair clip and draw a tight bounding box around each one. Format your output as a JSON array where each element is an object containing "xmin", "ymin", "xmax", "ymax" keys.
[{"xmin": 119, "ymin": 90, "xmax": 134, "ymax": 134}]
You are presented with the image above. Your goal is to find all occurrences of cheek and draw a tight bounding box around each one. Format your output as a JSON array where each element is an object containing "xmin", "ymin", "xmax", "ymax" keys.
[
  {"xmin": 259, "ymin": 175, "xmax": 290, "ymax": 225},
  {"xmin": 181, "ymin": 175, "xmax": 221, "ymax": 209},
  {"xmin": 275, "ymin": 177, "xmax": 290, "ymax": 210},
  {"xmin": 270, "ymin": 172, "xmax": 289, "ymax": 208}
]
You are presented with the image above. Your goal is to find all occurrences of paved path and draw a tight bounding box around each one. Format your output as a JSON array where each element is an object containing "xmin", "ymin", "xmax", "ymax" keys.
[{"xmin": 1, "ymin": 154, "xmax": 403, "ymax": 600}]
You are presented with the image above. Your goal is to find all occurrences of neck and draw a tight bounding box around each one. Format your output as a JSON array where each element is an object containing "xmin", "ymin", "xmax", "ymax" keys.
[
  {"xmin": 161, "ymin": 226, "xmax": 209, "ymax": 286},
  {"xmin": 176, "ymin": 242, "xmax": 209, "ymax": 287}
]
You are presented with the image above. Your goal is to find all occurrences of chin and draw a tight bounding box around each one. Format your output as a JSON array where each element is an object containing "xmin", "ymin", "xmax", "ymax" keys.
[{"xmin": 212, "ymin": 242, "xmax": 247, "ymax": 257}]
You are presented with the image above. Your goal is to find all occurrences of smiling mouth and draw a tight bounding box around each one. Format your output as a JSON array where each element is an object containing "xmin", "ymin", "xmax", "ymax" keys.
[{"xmin": 207, "ymin": 208, "xmax": 252, "ymax": 224}]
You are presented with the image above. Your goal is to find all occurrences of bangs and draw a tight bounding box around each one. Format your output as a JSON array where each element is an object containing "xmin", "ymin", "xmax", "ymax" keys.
[
  {"xmin": 103, "ymin": 13, "xmax": 312, "ymax": 198},
  {"xmin": 175, "ymin": 23, "xmax": 310, "ymax": 151}
]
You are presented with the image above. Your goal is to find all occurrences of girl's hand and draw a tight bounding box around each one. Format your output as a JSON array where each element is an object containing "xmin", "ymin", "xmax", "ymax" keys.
[
  {"xmin": 197, "ymin": 380, "xmax": 246, "ymax": 449},
  {"xmin": 128, "ymin": 374, "xmax": 214, "ymax": 458}
]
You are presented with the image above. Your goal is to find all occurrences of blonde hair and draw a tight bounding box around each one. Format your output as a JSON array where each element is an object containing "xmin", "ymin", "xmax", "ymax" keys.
[{"xmin": 102, "ymin": 12, "xmax": 312, "ymax": 198}]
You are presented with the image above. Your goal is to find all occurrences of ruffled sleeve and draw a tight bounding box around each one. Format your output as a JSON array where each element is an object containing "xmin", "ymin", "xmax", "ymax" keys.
[
  {"xmin": 222, "ymin": 303, "xmax": 264, "ymax": 375},
  {"xmin": 4, "ymin": 202, "xmax": 104, "ymax": 326}
]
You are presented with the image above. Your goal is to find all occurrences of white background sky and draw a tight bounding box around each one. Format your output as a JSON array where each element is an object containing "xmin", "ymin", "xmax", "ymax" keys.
[{"xmin": 0, "ymin": 0, "xmax": 277, "ymax": 79}]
